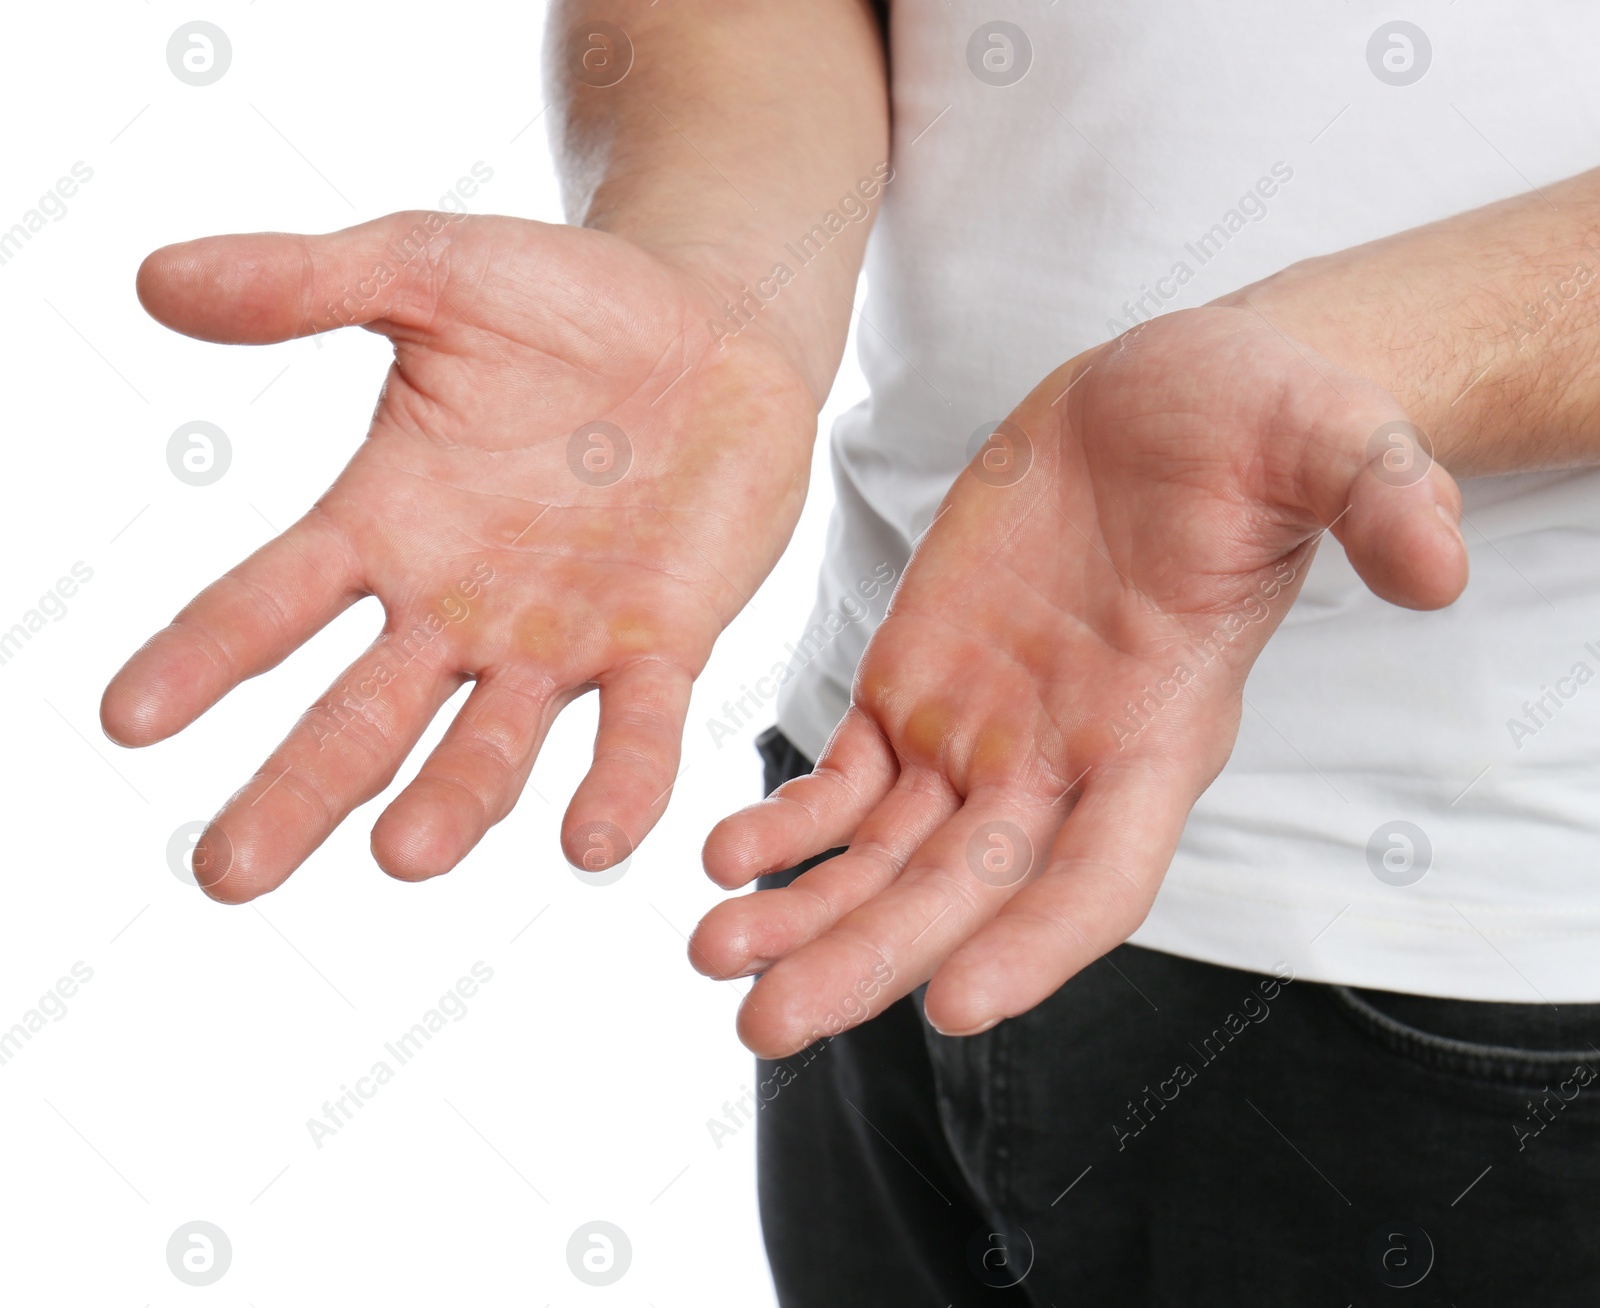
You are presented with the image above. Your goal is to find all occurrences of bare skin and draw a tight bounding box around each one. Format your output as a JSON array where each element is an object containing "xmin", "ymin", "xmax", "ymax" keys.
[
  {"xmin": 101, "ymin": 0, "xmax": 889, "ymax": 903},
  {"xmin": 103, "ymin": 2, "xmax": 1600, "ymax": 1056},
  {"xmin": 696, "ymin": 168, "xmax": 1600, "ymax": 1057},
  {"xmin": 102, "ymin": 214, "xmax": 817, "ymax": 899},
  {"xmin": 696, "ymin": 307, "xmax": 1467, "ymax": 1054}
]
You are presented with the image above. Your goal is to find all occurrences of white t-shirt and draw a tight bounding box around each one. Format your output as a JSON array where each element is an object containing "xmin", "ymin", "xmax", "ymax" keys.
[{"xmin": 777, "ymin": 1, "xmax": 1600, "ymax": 1002}]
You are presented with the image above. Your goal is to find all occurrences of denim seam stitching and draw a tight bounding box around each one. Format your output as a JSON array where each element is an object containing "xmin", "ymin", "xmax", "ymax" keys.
[{"xmin": 1330, "ymin": 985, "xmax": 1600, "ymax": 1083}]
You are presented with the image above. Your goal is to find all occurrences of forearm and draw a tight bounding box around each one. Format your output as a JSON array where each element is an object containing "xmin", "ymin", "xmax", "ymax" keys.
[
  {"xmin": 546, "ymin": 0, "xmax": 889, "ymax": 401},
  {"xmin": 1229, "ymin": 167, "xmax": 1600, "ymax": 478}
]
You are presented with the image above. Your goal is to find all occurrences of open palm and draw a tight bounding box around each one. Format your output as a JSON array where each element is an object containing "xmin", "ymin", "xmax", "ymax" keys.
[
  {"xmin": 695, "ymin": 306, "xmax": 1468, "ymax": 1056},
  {"xmin": 103, "ymin": 212, "xmax": 815, "ymax": 901}
]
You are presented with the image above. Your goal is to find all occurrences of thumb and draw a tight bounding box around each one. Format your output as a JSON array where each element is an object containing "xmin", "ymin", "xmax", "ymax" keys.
[
  {"xmin": 135, "ymin": 209, "xmax": 464, "ymax": 344},
  {"xmin": 1330, "ymin": 423, "xmax": 1469, "ymax": 612}
]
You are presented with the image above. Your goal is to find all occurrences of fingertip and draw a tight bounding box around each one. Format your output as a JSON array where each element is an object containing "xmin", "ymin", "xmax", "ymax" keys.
[
  {"xmin": 134, "ymin": 243, "xmax": 184, "ymax": 324},
  {"xmin": 686, "ymin": 907, "xmax": 764, "ymax": 980},
  {"xmin": 1340, "ymin": 472, "xmax": 1469, "ymax": 612},
  {"xmin": 1379, "ymin": 498, "xmax": 1469, "ymax": 610},
  {"xmin": 102, "ymin": 673, "xmax": 200, "ymax": 748},
  {"xmin": 701, "ymin": 810, "xmax": 771, "ymax": 889},
  {"xmin": 189, "ymin": 824, "xmax": 258, "ymax": 905},
  {"xmin": 924, "ymin": 959, "xmax": 1004, "ymax": 1037},
  {"xmin": 560, "ymin": 813, "xmax": 635, "ymax": 873},
  {"xmin": 1422, "ymin": 498, "xmax": 1471, "ymax": 607},
  {"xmin": 197, "ymin": 881, "xmax": 253, "ymax": 906},
  {"xmin": 685, "ymin": 922, "xmax": 723, "ymax": 977},
  {"xmin": 370, "ymin": 789, "xmax": 468, "ymax": 883},
  {"xmin": 100, "ymin": 623, "xmax": 240, "ymax": 747},
  {"xmin": 735, "ymin": 981, "xmax": 813, "ymax": 1060},
  {"xmin": 99, "ymin": 675, "xmax": 157, "ymax": 748},
  {"xmin": 927, "ymin": 1013, "xmax": 1002, "ymax": 1039},
  {"xmin": 134, "ymin": 231, "xmax": 317, "ymax": 344},
  {"xmin": 135, "ymin": 238, "xmax": 247, "ymax": 341}
]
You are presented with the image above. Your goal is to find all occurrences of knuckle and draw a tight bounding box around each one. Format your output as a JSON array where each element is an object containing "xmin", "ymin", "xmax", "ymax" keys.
[
  {"xmin": 786, "ymin": 878, "xmax": 844, "ymax": 930},
  {"xmin": 594, "ymin": 740, "xmax": 667, "ymax": 780},
  {"xmin": 842, "ymin": 837, "xmax": 900, "ymax": 878},
  {"xmin": 172, "ymin": 614, "xmax": 241, "ymax": 685},
  {"xmin": 268, "ymin": 764, "xmax": 337, "ymax": 829},
  {"xmin": 420, "ymin": 769, "xmax": 494, "ymax": 825},
  {"xmin": 450, "ymin": 731, "xmax": 520, "ymax": 785},
  {"xmin": 228, "ymin": 568, "xmax": 296, "ymax": 642}
]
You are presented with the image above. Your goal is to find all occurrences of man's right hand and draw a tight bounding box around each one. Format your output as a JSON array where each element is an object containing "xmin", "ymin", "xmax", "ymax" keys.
[
  {"xmin": 696, "ymin": 305, "xmax": 1468, "ymax": 1055},
  {"xmin": 102, "ymin": 212, "xmax": 818, "ymax": 901}
]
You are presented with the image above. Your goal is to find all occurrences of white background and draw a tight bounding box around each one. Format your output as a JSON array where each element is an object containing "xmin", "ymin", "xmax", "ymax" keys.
[{"xmin": 0, "ymin": 3, "xmax": 865, "ymax": 1302}]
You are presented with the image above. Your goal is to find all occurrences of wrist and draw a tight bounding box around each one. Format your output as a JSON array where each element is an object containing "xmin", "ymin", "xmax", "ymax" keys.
[
  {"xmin": 585, "ymin": 210, "xmax": 860, "ymax": 408},
  {"xmin": 1214, "ymin": 239, "xmax": 1595, "ymax": 479},
  {"xmin": 664, "ymin": 238, "xmax": 858, "ymax": 407},
  {"xmin": 1213, "ymin": 260, "xmax": 1457, "ymax": 464},
  {"xmin": 578, "ymin": 160, "xmax": 878, "ymax": 409}
]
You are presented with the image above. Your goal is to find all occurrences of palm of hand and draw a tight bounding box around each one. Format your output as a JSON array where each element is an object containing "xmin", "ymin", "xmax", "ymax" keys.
[
  {"xmin": 696, "ymin": 306, "xmax": 1466, "ymax": 1056},
  {"xmin": 104, "ymin": 214, "xmax": 815, "ymax": 900}
]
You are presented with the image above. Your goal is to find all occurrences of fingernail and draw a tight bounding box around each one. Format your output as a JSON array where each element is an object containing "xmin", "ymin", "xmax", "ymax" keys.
[
  {"xmin": 734, "ymin": 958, "xmax": 773, "ymax": 978},
  {"xmin": 930, "ymin": 1014, "xmax": 1002, "ymax": 1038},
  {"xmin": 1435, "ymin": 502, "xmax": 1462, "ymax": 538}
]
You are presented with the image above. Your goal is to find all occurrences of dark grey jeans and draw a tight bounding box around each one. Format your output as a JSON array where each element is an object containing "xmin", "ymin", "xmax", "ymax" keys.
[{"xmin": 753, "ymin": 726, "xmax": 1600, "ymax": 1306}]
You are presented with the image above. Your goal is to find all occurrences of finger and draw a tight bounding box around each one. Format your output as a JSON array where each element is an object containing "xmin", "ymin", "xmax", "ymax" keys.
[
  {"xmin": 923, "ymin": 761, "xmax": 1192, "ymax": 1036},
  {"xmin": 101, "ymin": 511, "xmax": 363, "ymax": 747},
  {"xmin": 136, "ymin": 211, "xmax": 459, "ymax": 345},
  {"xmin": 370, "ymin": 669, "xmax": 568, "ymax": 882},
  {"xmin": 734, "ymin": 789, "xmax": 1062, "ymax": 1058},
  {"xmin": 689, "ymin": 766, "xmax": 959, "ymax": 979},
  {"xmin": 702, "ymin": 708, "xmax": 897, "ymax": 890},
  {"xmin": 561, "ymin": 660, "xmax": 694, "ymax": 872},
  {"xmin": 1291, "ymin": 394, "xmax": 1468, "ymax": 612},
  {"xmin": 1336, "ymin": 453, "xmax": 1468, "ymax": 611},
  {"xmin": 193, "ymin": 639, "xmax": 463, "ymax": 903}
]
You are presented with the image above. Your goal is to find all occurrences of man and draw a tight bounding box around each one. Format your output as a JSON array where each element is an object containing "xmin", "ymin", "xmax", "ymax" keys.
[{"xmin": 103, "ymin": 1, "xmax": 1600, "ymax": 1302}]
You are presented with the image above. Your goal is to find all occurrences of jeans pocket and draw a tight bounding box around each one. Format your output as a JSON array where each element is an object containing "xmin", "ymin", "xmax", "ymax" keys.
[{"xmin": 1328, "ymin": 983, "xmax": 1600, "ymax": 1088}]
